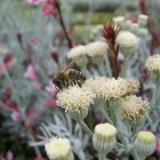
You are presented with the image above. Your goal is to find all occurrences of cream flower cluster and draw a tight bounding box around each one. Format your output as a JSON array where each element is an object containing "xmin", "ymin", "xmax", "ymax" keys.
[
  {"xmin": 86, "ymin": 41, "xmax": 108, "ymax": 57},
  {"xmin": 45, "ymin": 137, "xmax": 74, "ymax": 160},
  {"xmin": 67, "ymin": 41, "xmax": 108, "ymax": 60},
  {"xmin": 67, "ymin": 45, "xmax": 87, "ymax": 60},
  {"xmin": 56, "ymin": 85, "xmax": 96, "ymax": 112},
  {"xmin": 113, "ymin": 16, "xmax": 125, "ymax": 26},
  {"xmin": 97, "ymin": 78, "xmax": 140, "ymax": 100},
  {"xmin": 145, "ymin": 54, "xmax": 160, "ymax": 73},
  {"xmin": 119, "ymin": 95, "xmax": 149, "ymax": 122},
  {"xmin": 116, "ymin": 31, "xmax": 138, "ymax": 50},
  {"xmin": 84, "ymin": 76, "xmax": 108, "ymax": 94}
]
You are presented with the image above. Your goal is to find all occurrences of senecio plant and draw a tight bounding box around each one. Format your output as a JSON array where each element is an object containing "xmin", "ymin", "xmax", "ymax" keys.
[
  {"xmin": 41, "ymin": 14, "xmax": 159, "ymax": 160},
  {"xmin": 24, "ymin": 1, "xmax": 159, "ymax": 160}
]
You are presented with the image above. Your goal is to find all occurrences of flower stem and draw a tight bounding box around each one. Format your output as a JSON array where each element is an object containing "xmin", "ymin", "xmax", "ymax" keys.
[
  {"xmin": 79, "ymin": 120, "xmax": 93, "ymax": 136},
  {"xmin": 57, "ymin": 6, "xmax": 73, "ymax": 48},
  {"xmin": 98, "ymin": 153, "xmax": 106, "ymax": 160}
]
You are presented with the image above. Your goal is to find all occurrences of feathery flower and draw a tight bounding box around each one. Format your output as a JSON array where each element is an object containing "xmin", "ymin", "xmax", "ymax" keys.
[
  {"xmin": 113, "ymin": 16, "xmax": 125, "ymax": 26},
  {"xmin": 57, "ymin": 85, "xmax": 95, "ymax": 112},
  {"xmin": 84, "ymin": 76, "xmax": 108, "ymax": 94},
  {"xmin": 116, "ymin": 31, "xmax": 138, "ymax": 53},
  {"xmin": 98, "ymin": 78, "xmax": 140, "ymax": 100},
  {"xmin": 45, "ymin": 137, "xmax": 74, "ymax": 160},
  {"xmin": 145, "ymin": 54, "xmax": 160, "ymax": 73},
  {"xmin": 119, "ymin": 95, "xmax": 149, "ymax": 122},
  {"xmin": 56, "ymin": 85, "xmax": 95, "ymax": 120},
  {"xmin": 86, "ymin": 41, "xmax": 108, "ymax": 57},
  {"xmin": 67, "ymin": 45, "xmax": 87, "ymax": 60}
]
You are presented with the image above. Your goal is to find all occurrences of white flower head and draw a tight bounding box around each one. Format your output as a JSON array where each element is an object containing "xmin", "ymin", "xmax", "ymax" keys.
[
  {"xmin": 86, "ymin": 41, "xmax": 108, "ymax": 57},
  {"xmin": 94, "ymin": 123, "xmax": 117, "ymax": 138},
  {"xmin": 145, "ymin": 54, "xmax": 160, "ymax": 73},
  {"xmin": 84, "ymin": 76, "xmax": 108, "ymax": 94},
  {"xmin": 45, "ymin": 137, "xmax": 74, "ymax": 160},
  {"xmin": 98, "ymin": 78, "xmax": 139, "ymax": 100},
  {"xmin": 116, "ymin": 31, "xmax": 138, "ymax": 53},
  {"xmin": 119, "ymin": 95, "xmax": 149, "ymax": 122},
  {"xmin": 113, "ymin": 16, "xmax": 125, "ymax": 26},
  {"xmin": 56, "ymin": 85, "xmax": 96, "ymax": 112},
  {"xmin": 67, "ymin": 45, "xmax": 87, "ymax": 60}
]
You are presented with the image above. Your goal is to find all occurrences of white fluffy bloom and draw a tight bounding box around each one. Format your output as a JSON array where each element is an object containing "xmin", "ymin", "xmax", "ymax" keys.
[
  {"xmin": 67, "ymin": 45, "xmax": 87, "ymax": 60},
  {"xmin": 113, "ymin": 16, "xmax": 125, "ymax": 26},
  {"xmin": 119, "ymin": 95, "xmax": 149, "ymax": 122},
  {"xmin": 116, "ymin": 31, "xmax": 138, "ymax": 51},
  {"xmin": 56, "ymin": 85, "xmax": 96, "ymax": 112},
  {"xmin": 84, "ymin": 76, "xmax": 108, "ymax": 94},
  {"xmin": 145, "ymin": 54, "xmax": 160, "ymax": 73},
  {"xmin": 86, "ymin": 41, "xmax": 108, "ymax": 57},
  {"xmin": 45, "ymin": 137, "xmax": 74, "ymax": 160},
  {"xmin": 98, "ymin": 78, "xmax": 140, "ymax": 100}
]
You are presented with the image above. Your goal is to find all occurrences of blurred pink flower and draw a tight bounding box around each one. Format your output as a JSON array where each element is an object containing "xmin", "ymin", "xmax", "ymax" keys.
[
  {"xmin": 25, "ymin": 105, "xmax": 40, "ymax": 128},
  {"xmin": 42, "ymin": 4, "xmax": 58, "ymax": 16},
  {"xmin": 25, "ymin": 0, "xmax": 46, "ymax": 5},
  {"xmin": 45, "ymin": 81, "xmax": 57, "ymax": 96},
  {"xmin": 35, "ymin": 157, "xmax": 46, "ymax": 160},
  {"xmin": 30, "ymin": 36, "xmax": 38, "ymax": 45},
  {"xmin": 11, "ymin": 110, "xmax": 23, "ymax": 124},
  {"xmin": 6, "ymin": 151, "xmax": 14, "ymax": 160},
  {"xmin": 4, "ymin": 54, "xmax": 13, "ymax": 71},
  {"xmin": 24, "ymin": 64, "xmax": 37, "ymax": 80},
  {"xmin": 156, "ymin": 139, "xmax": 160, "ymax": 153},
  {"xmin": 45, "ymin": 98, "xmax": 56, "ymax": 107}
]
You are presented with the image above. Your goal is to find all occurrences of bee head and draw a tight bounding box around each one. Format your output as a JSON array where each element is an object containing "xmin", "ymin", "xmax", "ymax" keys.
[{"xmin": 52, "ymin": 78, "xmax": 62, "ymax": 89}]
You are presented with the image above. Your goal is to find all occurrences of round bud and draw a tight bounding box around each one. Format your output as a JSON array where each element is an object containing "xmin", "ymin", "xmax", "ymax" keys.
[
  {"xmin": 138, "ymin": 14, "xmax": 148, "ymax": 28},
  {"xmin": 134, "ymin": 131, "xmax": 156, "ymax": 159},
  {"xmin": 92, "ymin": 123, "xmax": 117, "ymax": 154}
]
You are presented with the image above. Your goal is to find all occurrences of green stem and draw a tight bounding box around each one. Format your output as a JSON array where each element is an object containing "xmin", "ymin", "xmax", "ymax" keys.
[
  {"xmin": 131, "ymin": 148, "xmax": 140, "ymax": 160},
  {"xmin": 98, "ymin": 153, "xmax": 106, "ymax": 160},
  {"xmin": 79, "ymin": 120, "xmax": 93, "ymax": 136},
  {"xmin": 150, "ymin": 84, "xmax": 160, "ymax": 109},
  {"xmin": 120, "ymin": 54, "xmax": 131, "ymax": 78}
]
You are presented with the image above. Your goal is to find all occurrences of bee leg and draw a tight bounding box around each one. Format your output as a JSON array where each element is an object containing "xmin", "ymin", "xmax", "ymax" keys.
[{"xmin": 77, "ymin": 80, "xmax": 82, "ymax": 87}]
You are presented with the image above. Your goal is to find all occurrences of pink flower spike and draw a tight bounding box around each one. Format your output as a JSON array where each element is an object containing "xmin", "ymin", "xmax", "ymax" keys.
[
  {"xmin": 42, "ymin": 4, "xmax": 58, "ymax": 16},
  {"xmin": 24, "ymin": 64, "xmax": 37, "ymax": 80}
]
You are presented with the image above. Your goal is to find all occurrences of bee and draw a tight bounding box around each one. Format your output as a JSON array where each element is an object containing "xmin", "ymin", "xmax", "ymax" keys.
[{"xmin": 53, "ymin": 59, "xmax": 86, "ymax": 90}]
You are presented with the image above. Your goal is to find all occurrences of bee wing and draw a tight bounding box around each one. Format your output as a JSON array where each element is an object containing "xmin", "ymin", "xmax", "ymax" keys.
[{"xmin": 63, "ymin": 57, "xmax": 81, "ymax": 72}]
